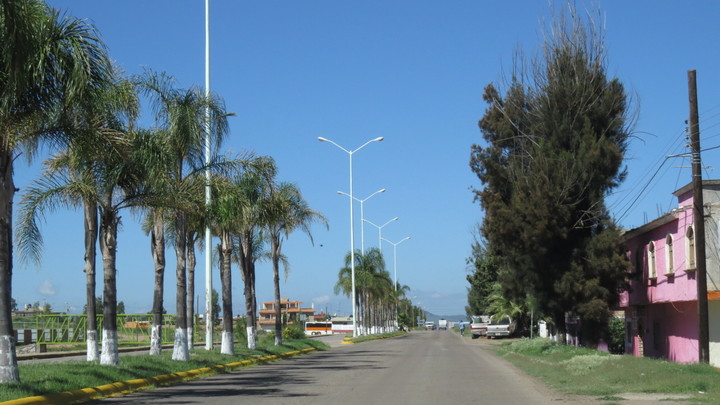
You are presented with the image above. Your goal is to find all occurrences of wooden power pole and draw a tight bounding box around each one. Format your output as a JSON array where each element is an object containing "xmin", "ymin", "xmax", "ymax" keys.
[{"xmin": 688, "ymin": 69, "xmax": 710, "ymax": 363}]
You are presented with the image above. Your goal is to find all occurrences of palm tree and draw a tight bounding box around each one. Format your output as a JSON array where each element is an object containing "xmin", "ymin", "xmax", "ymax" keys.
[
  {"xmin": 18, "ymin": 71, "xmax": 138, "ymax": 366},
  {"xmin": 18, "ymin": 126, "xmax": 151, "ymax": 366},
  {"xmin": 265, "ymin": 182, "xmax": 327, "ymax": 345},
  {"xmin": 139, "ymin": 70, "xmax": 231, "ymax": 361},
  {"xmin": 0, "ymin": 0, "xmax": 111, "ymax": 382},
  {"xmin": 233, "ymin": 159, "xmax": 275, "ymax": 349},
  {"xmin": 334, "ymin": 248, "xmax": 390, "ymax": 335},
  {"xmin": 209, "ymin": 174, "xmax": 246, "ymax": 355}
]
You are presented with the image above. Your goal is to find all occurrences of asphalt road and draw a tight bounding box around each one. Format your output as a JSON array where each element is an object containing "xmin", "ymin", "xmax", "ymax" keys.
[{"xmin": 88, "ymin": 331, "xmax": 586, "ymax": 405}]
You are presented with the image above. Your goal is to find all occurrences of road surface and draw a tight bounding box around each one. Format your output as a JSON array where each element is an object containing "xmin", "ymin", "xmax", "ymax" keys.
[{"xmin": 89, "ymin": 331, "xmax": 586, "ymax": 404}]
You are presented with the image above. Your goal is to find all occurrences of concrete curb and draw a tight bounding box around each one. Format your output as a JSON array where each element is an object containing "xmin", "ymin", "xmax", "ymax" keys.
[{"xmin": 2, "ymin": 347, "xmax": 316, "ymax": 405}]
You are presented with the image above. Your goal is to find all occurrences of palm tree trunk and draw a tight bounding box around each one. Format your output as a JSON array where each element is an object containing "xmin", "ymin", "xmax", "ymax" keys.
[
  {"xmin": 186, "ymin": 231, "xmax": 197, "ymax": 352},
  {"xmin": 83, "ymin": 200, "xmax": 99, "ymax": 361},
  {"xmin": 271, "ymin": 236, "xmax": 282, "ymax": 346},
  {"xmin": 99, "ymin": 208, "xmax": 119, "ymax": 366},
  {"xmin": 150, "ymin": 211, "xmax": 165, "ymax": 356},
  {"xmin": 172, "ymin": 214, "xmax": 189, "ymax": 361},
  {"xmin": 239, "ymin": 232, "xmax": 257, "ymax": 350},
  {"xmin": 220, "ymin": 232, "xmax": 234, "ymax": 355},
  {"xmin": 0, "ymin": 151, "xmax": 19, "ymax": 383}
]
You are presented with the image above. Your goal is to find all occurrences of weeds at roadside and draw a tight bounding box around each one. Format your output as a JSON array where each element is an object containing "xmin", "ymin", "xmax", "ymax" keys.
[{"xmin": 494, "ymin": 338, "xmax": 718, "ymax": 403}]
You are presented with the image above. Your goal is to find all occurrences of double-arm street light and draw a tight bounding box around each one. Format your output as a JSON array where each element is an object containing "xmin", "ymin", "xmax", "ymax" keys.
[
  {"xmin": 318, "ymin": 136, "xmax": 384, "ymax": 337},
  {"xmin": 338, "ymin": 188, "xmax": 385, "ymax": 253},
  {"xmin": 381, "ymin": 236, "xmax": 411, "ymax": 291},
  {"xmin": 363, "ymin": 217, "xmax": 398, "ymax": 253},
  {"xmin": 383, "ymin": 236, "xmax": 410, "ymax": 331}
]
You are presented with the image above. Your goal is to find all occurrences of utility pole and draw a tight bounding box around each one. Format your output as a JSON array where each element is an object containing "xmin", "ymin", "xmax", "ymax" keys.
[{"xmin": 688, "ymin": 69, "xmax": 709, "ymax": 363}]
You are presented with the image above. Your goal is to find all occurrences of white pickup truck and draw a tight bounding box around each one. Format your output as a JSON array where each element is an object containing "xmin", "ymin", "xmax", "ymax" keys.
[
  {"xmin": 485, "ymin": 316, "xmax": 515, "ymax": 338},
  {"xmin": 470, "ymin": 315, "xmax": 490, "ymax": 339}
]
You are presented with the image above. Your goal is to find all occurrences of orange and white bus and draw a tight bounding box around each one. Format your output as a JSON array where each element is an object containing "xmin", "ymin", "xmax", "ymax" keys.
[{"xmin": 304, "ymin": 321, "xmax": 333, "ymax": 336}]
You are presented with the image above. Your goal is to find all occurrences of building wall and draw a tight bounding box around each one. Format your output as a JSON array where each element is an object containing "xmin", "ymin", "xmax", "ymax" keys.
[
  {"xmin": 620, "ymin": 209, "xmax": 697, "ymax": 308},
  {"xmin": 627, "ymin": 302, "xmax": 698, "ymax": 363},
  {"xmin": 709, "ymin": 300, "xmax": 720, "ymax": 367}
]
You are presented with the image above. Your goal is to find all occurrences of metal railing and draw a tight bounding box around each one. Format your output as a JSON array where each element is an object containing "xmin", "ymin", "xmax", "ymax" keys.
[{"xmin": 24, "ymin": 314, "xmax": 194, "ymax": 345}]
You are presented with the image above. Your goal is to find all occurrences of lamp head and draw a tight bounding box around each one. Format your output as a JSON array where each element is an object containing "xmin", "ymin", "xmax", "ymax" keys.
[
  {"xmin": 318, "ymin": 137, "xmax": 329, "ymax": 142},
  {"xmin": 374, "ymin": 137, "xmax": 384, "ymax": 142},
  {"xmin": 379, "ymin": 188, "xmax": 387, "ymax": 193}
]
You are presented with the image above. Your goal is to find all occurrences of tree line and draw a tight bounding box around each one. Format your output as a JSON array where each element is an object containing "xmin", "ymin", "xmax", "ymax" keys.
[
  {"xmin": 467, "ymin": 6, "xmax": 630, "ymax": 345},
  {"xmin": 1, "ymin": 0, "xmax": 329, "ymax": 384}
]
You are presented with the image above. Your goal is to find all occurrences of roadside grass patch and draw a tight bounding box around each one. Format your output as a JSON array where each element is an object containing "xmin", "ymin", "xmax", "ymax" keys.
[
  {"xmin": 351, "ymin": 331, "xmax": 406, "ymax": 343},
  {"xmin": 0, "ymin": 338, "xmax": 328, "ymax": 402},
  {"xmin": 494, "ymin": 338, "xmax": 719, "ymax": 402}
]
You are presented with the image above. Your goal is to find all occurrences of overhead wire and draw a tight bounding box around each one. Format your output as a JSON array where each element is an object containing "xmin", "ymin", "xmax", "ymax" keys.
[{"xmin": 612, "ymin": 103, "xmax": 720, "ymax": 226}]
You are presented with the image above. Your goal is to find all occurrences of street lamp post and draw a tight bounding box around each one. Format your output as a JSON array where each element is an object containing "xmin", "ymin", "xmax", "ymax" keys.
[
  {"xmin": 363, "ymin": 217, "xmax": 398, "ymax": 253},
  {"xmin": 318, "ymin": 136, "xmax": 384, "ymax": 337},
  {"xmin": 382, "ymin": 236, "xmax": 410, "ymax": 332},
  {"xmin": 338, "ymin": 189, "xmax": 385, "ymax": 253},
  {"xmin": 381, "ymin": 236, "xmax": 411, "ymax": 291}
]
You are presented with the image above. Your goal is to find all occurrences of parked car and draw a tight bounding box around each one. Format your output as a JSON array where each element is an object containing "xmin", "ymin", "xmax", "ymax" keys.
[
  {"xmin": 485, "ymin": 316, "xmax": 515, "ymax": 338},
  {"xmin": 470, "ymin": 315, "xmax": 490, "ymax": 339},
  {"xmin": 424, "ymin": 321, "xmax": 436, "ymax": 330}
]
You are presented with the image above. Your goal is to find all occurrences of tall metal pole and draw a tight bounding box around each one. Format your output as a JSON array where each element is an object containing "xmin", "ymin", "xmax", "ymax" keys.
[
  {"xmin": 348, "ymin": 153, "xmax": 357, "ymax": 337},
  {"xmin": 318, "ymin": 137, "xmax": 383, "ymax": 337},
  {"xmin": 688, "ymin": 69, "xmax": 709, "ymax": 363},
  {"xmin": 338, "ymin": 189, "xmax": 385, "ymax": 254},
  {"xmin": 204, "ymin": 0, "xmax": 213, "ymax": 351}
]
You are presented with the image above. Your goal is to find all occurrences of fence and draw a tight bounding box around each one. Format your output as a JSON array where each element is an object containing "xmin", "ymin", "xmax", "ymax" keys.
[{"xmin": 12, "ymin": 314, "xmax": 202, "ymax": 346}]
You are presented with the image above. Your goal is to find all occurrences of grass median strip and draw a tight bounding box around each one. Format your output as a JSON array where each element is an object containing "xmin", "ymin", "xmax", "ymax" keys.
[{"xmin": 1, "ymin": 339, "xmax": 327, "ymax": 404}]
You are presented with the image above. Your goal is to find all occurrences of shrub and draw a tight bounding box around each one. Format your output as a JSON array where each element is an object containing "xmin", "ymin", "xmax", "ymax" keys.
[
  {"xmin": 607, "ymin": 317, "xmax": 625, "ymax": 354},
  {"xmin": 282, "ymin": 326, "xmax": 304, "ymax": 340}
]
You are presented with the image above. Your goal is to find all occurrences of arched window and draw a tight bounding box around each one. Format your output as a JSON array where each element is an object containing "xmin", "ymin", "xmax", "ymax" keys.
[
  {"xmin": 686, "ymin": 226, "xmax": 696, "ymax": 271},
  {"xmin": 647, "ymin": 241, "xmax": 657, "ymax": 279},
  {"xmin": 665, "ymin": 234, "xmax": 674, "ymax": 275}
]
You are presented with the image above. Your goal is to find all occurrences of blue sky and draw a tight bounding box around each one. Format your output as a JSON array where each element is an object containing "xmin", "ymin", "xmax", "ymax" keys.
[{"xmin": 12, "ymin": 1, "xmax": 720, "ymax": 318}]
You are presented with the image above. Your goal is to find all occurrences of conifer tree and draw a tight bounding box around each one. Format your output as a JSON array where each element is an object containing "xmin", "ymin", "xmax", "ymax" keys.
[{"xmin": 471, "ymin": 6, "xmax": 630, "ymax": 344}]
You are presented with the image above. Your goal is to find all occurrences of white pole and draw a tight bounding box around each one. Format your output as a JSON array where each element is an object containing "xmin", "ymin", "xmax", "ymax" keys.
[
  {"xmin": 204, "ymin": 0, "xmax": 213, "ymax": 351},
  {"xmin": 348, "ymin": 153, "xmax": 357, "ymax": 337},
  {"xmin": 318, "ymin": 137, "xmax": 383, "ymax": 337}
]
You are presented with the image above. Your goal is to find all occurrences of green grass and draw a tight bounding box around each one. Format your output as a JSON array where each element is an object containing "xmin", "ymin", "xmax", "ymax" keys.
[
  {"xmin": 1, "ymin": 338, "xmax": 328, "ymax": 402},
  {"xmin": 350, "ymin": 331, "xmax": 406, "ymax": 343},
  {"xmin": 495, "ymin": 338, "xmax": 719, "ymax": 403}
]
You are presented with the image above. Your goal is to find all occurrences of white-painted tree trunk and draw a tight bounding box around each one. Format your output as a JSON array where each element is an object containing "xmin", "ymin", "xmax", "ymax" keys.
[
  {"xmin": 186, "ymin": 327, "xmax": 193, "ymax": 352},
  {"xmin": 149, "ymin": 325, "xmax": 162, "ymax": 355},
  {"xmin": 100, "ymin": 329, "xmax": 119, "ymax": 365},
  {"xmin": 221, "ymin": 331, "xmax": 234, "ymax": 355},
  {"xmin": 246, "ymin": 326, "xmax": 256, "ymax": 350},
  {"xmin": 86, "ymin": 330, "xmax": 99, "ymax": 361},
  {"xmin": 172, "ymin": 328, "xmax": 189, "ymax": 361},
  {"xmin": 275, "ymin": 334, "xmax": 282, "ymax": 346},
  {"xmin": 0, "ymin": 335, "xmax": 19, "ymax": 383}
]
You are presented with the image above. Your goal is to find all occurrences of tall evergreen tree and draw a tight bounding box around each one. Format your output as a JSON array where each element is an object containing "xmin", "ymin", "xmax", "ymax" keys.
[{"xmin": 470, "ymin": 7, "xmax": 630, "ymax": 343}]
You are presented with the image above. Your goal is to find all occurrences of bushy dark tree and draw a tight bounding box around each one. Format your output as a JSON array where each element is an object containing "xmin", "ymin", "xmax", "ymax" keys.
[
  {"xmin": 470, "ymin": 6, "xmax": 630, "ymax": 344},
  {"xmin": 465, "ymin": 231, "xmax": 499, "ymax": 317}
]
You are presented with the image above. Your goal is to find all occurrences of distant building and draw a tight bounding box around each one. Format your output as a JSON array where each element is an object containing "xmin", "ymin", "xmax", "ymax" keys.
[
  {"xmin": 258, "ymin": 297, "xmax": 315, "ymax": 332},
  {"xmin": 618, "ymin": 180, "xmax": 720, "ymax": 366}
]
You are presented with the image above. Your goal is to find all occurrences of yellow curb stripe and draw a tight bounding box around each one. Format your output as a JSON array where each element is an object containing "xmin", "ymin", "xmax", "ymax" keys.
[{"xmin": 1, "ymin": 347, "xmax": 317, "ymax": 405}]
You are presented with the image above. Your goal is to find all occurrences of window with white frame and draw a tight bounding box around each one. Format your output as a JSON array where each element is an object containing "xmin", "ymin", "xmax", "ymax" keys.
[
  {"xmin": 665, "ymin": 234, "xmax": 674, "ymax": 275},
  {"xmin": 686, "ymin": 226, "xmax": 696, "ymax": 271},
  {"xmin": 647, "ymin": 241, "xmax": 657, "ymax": 279}
]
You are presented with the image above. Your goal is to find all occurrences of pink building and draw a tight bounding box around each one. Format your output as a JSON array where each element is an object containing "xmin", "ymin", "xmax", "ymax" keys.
[{"xmin": 619, "ymin": 180, "xmax": 720, "ymax": 365}]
